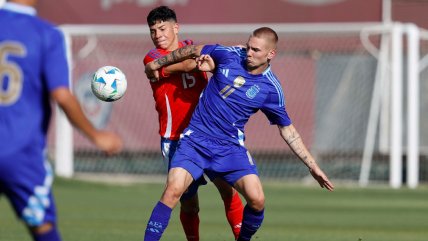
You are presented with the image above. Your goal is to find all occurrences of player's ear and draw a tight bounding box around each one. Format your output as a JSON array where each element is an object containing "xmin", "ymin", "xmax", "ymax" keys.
[
  {"xmin": 267, "ymin": 49, "xmax": 276, "ymax": 60},
  {"xmin": 173, "ymin": 23, "xmax": 179, "ymax": 35}
]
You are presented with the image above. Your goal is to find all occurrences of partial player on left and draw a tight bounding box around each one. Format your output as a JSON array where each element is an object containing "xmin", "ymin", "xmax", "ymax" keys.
[{"xmin": 0, "ymin": 1, "xmax": 123, "ymax": 241}]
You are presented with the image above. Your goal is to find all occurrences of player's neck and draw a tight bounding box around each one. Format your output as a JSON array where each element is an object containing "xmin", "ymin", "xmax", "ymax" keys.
[
  {"xmin": 165, "ymin": 41, "xmax": 180, "ymax": 52},
  {"xmin": 247, "ymin": 63, "xmax": 269, "ymax": 75}
]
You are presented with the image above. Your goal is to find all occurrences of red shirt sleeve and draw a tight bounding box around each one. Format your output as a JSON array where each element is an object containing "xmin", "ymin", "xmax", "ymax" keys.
[{"xmin": 144, "ymin": 48, "xmax": 159, "ymax": 65}]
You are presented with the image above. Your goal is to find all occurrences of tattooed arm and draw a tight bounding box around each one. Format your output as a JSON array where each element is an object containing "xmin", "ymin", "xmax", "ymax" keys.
[
  {"xmin": 279, "ymin": 124, "xmax": 315, "ymax": 168},
  {"xmin": 278, "ymin": 124, "xmax": 335, "ymax": 191},
  {"xmin": 145, "ymin": 45, "xmax": 204, "ymax": 80}
]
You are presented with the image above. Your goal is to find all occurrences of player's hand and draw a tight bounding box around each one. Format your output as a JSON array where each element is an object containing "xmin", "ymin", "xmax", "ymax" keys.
[
  {"xmin": 196, "ymin": 54, "xmax": 215, "ymax": 72},
  {"xmin": 145, "ymin": 61, "xmax": 160, "ymax": 82},
  {"xmin": 93, "ymin": 130, "xmax": 123, "ymax": 155},
  {"xmin": 146, "ymin": 70, "xmax": 160, "ymax": 82},
  {"xmin": 309, "ymin": 164, "xmax": 334, "ymax": 191}
]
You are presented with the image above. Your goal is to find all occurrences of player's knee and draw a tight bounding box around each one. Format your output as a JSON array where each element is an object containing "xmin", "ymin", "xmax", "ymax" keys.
[
  {"xmin": 213, "ymin": 179, "xmax": 235, "ymax": 199},
  {"xmin": 218, "ymin": 187, "xmax": 235, "ymax": 201},
  {"xmin": 163, "ymin": 184, "xmax": 185, "ymax": 204},
  {"xmin": 163, "ymin": 189, "xmax": 181, "ymax": 203},
  {"xmin": 180, "ymin": 196, "xmax": 200, "ymax": 213},
  {"xmin": 247, "ymin": 194, "xmax": 265, "ymax": 211},
  {"xmin": 180, "ymin": 203, "xmax": 200, "ymax": 213}
]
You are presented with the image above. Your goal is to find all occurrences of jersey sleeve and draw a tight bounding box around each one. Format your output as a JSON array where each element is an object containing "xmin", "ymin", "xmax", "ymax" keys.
[
  {"xmin": 144, "ymin": 49, "xmax": 171, "ymax": 78},
  {"xmin": 201, "ymin": 44, "xmax": 244, "ymax": 66},
  {"xmin": 181, "ymin": 39, "xmax": 194, "ymax": 46},
  {"xmin": 144, "ymin": 39, "xmax": 194, "ymax": 66},
  {"xmin": 144, "ymin": 48, "xmax": 158, "ymax": 65},
  {"xmin": 42, "ymin": 27, "xmax": 69, "ymax": 91},
  {"xmin": 261, "ymin": 88, "xmax": 292, "ymax": 126}
]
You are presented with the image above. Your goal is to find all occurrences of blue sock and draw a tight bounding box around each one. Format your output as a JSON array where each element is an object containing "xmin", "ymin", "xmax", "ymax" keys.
[
  {"xmin": 31, "ymin": 224, "xmax": 61, "ymax": 241},
  {"xmin": 144, "ymin": 201, "xmax": 172, "ymax": 241},
  {"xmin": 237, "ymin": 205, "xmax": 264, "ymax": 241}
]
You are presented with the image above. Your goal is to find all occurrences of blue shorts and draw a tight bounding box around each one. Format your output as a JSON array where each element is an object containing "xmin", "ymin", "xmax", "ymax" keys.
[
  {"xmin": 0, "ymin": 145, "xmax": 57, "ymax": 227},
  {"xmin": 161, "ymin": 137, "xmax": 207, "ymax": 200},
  {"xmin": 170, "ymin": 130, "xmax": 259, "ymax": 186}
]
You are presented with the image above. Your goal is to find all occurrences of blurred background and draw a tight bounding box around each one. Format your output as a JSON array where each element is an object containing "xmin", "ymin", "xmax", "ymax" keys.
[
  {"xmin": 2, "ymin": 2, "xmax": 428, "ymax": 241},
  {"xmin": 28, "ymin": 0, "xmax": 428, "ymax": 27},
  {"xmin": 13, "ymin": 0, "xmax": 428, "ymax": 188}
]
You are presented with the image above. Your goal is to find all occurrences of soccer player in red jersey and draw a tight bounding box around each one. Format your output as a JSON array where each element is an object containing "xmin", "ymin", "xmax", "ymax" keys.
[{"xmin": 143, "ymin": 6, "xmax": 243, "ymax": 241}]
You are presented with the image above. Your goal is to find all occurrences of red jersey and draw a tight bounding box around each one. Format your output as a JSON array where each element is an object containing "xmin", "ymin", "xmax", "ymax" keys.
[{"xmin": 143, "ymin": 40, "xmax": 208, "ymax": 140}]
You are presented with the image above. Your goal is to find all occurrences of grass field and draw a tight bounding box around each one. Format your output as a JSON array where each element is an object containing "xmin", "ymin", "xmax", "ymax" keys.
[{"xmin": 1, "ymin": 178, "xmax": 427, "ymax": 241}]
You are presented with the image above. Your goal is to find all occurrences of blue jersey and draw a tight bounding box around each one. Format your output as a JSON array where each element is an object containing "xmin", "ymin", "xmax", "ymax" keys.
[
  {"xmin": 0, "ymin": 3, "xmax": 69, "ymax": 158},
  {"xmin": 187, "ymin": 44, "xmax": 291, "ymax": 145}
]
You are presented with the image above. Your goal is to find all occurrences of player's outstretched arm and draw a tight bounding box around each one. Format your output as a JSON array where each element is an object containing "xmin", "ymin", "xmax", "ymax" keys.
[
  {"xmin": 164, "ymin": 54, "xmax": 216, "ymax": 74},
  {"xmin": 160, "ymin": 59, "xmax": 199, "ymax": 78},
  {"xmin": 278, "ymin": 124, "xmax": 334, "ymax": 191},
  {"xmin": 148, "ymin": 54, "xmax": 214, "ymax": 82},
  {"xmin": 145, "ymin": 44, "xmax": 205, "ymax": 79},
  {"xmin": 51, "ymin": 87, "xmax": 123, "ymax": 155},
  {"xmin": 146, "ymin": 59, "xmax": 198, "ymax": 82}
]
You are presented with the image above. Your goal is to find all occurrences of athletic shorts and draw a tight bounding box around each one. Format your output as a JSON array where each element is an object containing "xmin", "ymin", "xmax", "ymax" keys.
[
  {"xmin": 161, "ymin": 137, "xmax": 207, "ymax": 200},
  {"xmin": 0, "ymin": 145, "xmax": 57, "ymax": 227},
  {"xmin": 170, "ymin": 130, "xmax": 259, "ymax": 186}
]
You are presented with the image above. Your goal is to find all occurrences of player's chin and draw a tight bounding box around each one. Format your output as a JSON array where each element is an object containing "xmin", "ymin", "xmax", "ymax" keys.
[
  {"xmin": 246, "ymin": 61, "xmax": 258, "ymax": 71},
  {"xmin": 156, "ymin": 42, "xmax": 169, "ymax": 49}
]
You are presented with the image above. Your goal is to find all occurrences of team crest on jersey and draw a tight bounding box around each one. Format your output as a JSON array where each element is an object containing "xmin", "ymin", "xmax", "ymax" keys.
[
  {"xmin": 233, "ymin": 76, "xmax": 246, "ymax": 88},
  {"xmin": 246, "ymin": 84, "xmax": 260, "ymax": 99}
]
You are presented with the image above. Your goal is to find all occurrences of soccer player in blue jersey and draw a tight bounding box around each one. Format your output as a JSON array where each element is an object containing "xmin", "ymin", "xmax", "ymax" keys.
[
  {"xmin": 0, "ymin": 1, "xmax": 123, "ymax": 241},
  {"xmin": 144, "ymin": 6, "xmax": 243, "ymax": 241},
  {"xmin": 144, "ymin": 27, "xmax": 334, "ymax": 241}
]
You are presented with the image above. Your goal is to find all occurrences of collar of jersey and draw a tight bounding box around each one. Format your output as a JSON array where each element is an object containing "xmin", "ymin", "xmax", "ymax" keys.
[
  {"xmin": 262, "ymin": 65, "xmax": 272, "ymax": 75},
  {"xmin": 2, "ymin": 2, "xmax": 37, "ymax": 16}
]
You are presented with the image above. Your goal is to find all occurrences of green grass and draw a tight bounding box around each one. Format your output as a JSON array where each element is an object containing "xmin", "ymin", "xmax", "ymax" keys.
[{"xmin": 1, "ymin": 178, "xmax": 428, "ymax": 241}]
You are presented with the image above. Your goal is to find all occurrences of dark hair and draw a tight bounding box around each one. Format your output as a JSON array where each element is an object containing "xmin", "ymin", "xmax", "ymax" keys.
[{"xmin": 147, "ymin": 6, "xmax": 177, "ymax": 26}]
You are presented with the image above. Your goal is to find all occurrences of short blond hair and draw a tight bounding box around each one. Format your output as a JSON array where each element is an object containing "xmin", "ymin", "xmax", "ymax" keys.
[{"xmin": 252, "ymin": 27, "xmax": 278, "ymax": 48}]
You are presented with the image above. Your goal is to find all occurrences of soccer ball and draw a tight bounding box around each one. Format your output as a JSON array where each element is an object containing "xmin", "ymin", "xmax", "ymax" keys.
[{"xmin": 91, "ymin": 66, "xmax": 127, "ymax": 102}]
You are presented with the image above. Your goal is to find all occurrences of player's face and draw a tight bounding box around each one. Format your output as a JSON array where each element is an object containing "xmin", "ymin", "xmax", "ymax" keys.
[
  {"xmin": 246, "ymin": 36, "xmax": 276, "ymax": 74},
  {"xmin": 149, "ymin": 20, "xmax": 179, "ymax": 51}
]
